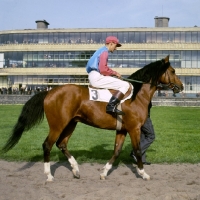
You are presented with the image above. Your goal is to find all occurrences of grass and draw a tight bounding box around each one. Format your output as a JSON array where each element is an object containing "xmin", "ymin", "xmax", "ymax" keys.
[{"xmin": 0, "ymin": 105, "xmax": 200, "ymax": 164}]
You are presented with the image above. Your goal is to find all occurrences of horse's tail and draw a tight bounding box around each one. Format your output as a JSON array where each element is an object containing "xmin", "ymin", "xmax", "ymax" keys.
[{"xmin": 2, "ymin": 91, "xmax": 48, "ymax": 152}]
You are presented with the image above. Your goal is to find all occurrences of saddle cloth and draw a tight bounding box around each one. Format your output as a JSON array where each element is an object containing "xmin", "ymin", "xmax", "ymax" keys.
[{"xmin": 89, "ymin": 85, "xmax": 133, "ymax": 103}]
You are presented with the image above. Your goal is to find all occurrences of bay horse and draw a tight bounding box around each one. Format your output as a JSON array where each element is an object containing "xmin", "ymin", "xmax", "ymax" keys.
[{"xmin": 2, "ymin": 55, "xmax": 183, "ymax": 181}]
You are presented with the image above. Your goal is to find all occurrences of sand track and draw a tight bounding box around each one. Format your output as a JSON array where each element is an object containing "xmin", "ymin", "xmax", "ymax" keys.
[{"xmin": 0, "ymin": 160, "xmax": 200, "ymax": 200}]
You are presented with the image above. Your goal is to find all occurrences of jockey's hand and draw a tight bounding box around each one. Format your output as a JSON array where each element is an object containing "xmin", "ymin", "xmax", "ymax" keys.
[{"xmin": 115, "ymin": 72, "xmax": 122, "ymax": 79}]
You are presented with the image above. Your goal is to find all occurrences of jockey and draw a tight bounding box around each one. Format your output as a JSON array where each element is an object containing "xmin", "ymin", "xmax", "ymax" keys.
[{"xmin": 86, "ymin": 36, "xmax": 130, "ymax": 115}]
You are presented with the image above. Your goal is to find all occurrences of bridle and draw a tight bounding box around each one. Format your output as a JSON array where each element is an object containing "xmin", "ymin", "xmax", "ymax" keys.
[
  {"xmin": 157, "ymin": 82, "xmax": 182, "ymax": 93},
  {"xmin": 156, "ymin": 69, "xmax": 182, "ymax": 93}
]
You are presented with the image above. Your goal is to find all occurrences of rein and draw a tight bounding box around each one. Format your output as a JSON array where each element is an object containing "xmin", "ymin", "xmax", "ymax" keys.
[
  {"xmin": 122, "ymin": 77, "xmax": 145, "ymax": 84},
  {"xmin": 122, "ymin": 74, "xmax": 181, "ymax": 92},
  {"xmin": 123, "ymin": 77, "xmax": 179, "ymax": 90}
]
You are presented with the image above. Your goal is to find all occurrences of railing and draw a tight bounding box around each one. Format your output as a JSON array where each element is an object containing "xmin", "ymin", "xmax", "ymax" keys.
[
  {"xmin": 21, "ymin": 77, "xmax": 89, "ymax": 85},
  {"xmin": 0, "ymin": 94, "xmax": 200, "ymax": 106},
  {"xmin": 0, "ymin": 76, "xmax": 200, "ymax": 97}
]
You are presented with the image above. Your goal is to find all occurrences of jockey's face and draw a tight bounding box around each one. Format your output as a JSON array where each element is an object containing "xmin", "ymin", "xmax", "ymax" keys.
[{"xmin": 107, "ymin": 43, "xmax": 117, "ymax": 53}]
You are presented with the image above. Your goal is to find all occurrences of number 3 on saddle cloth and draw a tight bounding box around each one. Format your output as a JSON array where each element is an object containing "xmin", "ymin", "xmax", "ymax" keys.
[
  {"xmin": 88, "ymin": 84, "xmax": 133, "ymax": 130},
  {"xmin": 88, "ymin": 85, "xmax": 133, "ymax": 103}
]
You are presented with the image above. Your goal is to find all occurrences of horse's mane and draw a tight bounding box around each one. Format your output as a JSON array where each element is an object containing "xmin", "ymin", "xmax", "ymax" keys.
[{"xmin": 127, "ymin": 59, "xmax": 170, "ymax": 100}]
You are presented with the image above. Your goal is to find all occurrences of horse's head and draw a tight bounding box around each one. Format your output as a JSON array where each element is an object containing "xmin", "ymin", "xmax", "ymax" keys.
[
  {"xmin": 128, "ymin": 55, "xmax": 184, "ymax": 100},
  {"xmin": 158, "ymin": 55, "xmax": 184, "ymax": 93}
]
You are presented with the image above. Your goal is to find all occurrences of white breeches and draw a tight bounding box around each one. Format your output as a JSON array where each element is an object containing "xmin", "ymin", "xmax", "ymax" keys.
[{"xmin": 88, "ymin": 71, "xmax": 130, "ymax": 94}]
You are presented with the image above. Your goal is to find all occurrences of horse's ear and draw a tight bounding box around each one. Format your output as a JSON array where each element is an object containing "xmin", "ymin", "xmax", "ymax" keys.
[{"xmin": 164, "ymin": 55, "xmax": 170, "ymax": 63}]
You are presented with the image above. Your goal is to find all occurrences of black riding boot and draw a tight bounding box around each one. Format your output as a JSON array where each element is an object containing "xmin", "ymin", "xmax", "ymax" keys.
[{"xmin": 106, "ymin": 91, "xmax": 125, "ymax": 115}]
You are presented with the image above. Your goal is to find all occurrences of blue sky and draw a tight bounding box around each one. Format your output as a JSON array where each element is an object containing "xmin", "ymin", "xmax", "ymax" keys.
[{"xmin": 0, "ymin": 0, "xmax": 199, "ymax": 30}]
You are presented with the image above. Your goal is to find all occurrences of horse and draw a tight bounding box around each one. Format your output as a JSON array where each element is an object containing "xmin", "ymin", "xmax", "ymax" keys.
[{"xmin": 2, "ymin": 55, "xmax": 183, "ymax": 181}]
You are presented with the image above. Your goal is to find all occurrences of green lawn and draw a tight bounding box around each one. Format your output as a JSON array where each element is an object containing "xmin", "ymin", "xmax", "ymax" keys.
[{"xmin": 0, "ymin": 105, "xmax": 200, "ymax": 164}]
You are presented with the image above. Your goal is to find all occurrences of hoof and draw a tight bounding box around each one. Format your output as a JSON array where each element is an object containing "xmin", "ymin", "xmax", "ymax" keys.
[
  {"xmin": 100, "ymin": 174, "xmax": 106, "ymax": 180},
  {"xmin": 46, "ymin": 178, "xmax": 54, "ymax": 182},
  {"xmin": 46, "ymin": 175, "xmax": 54, "ymax": 182},
  {"xmin": 143, "ymin": 174, "xmax": 150, "ymax": 180},
  {"xmin": 136, "ymin": 167, "xmax": 150, "ymax": 180},
  {"xmin": 72, "ymin": 169, "xmax": 80, "ymax": 179}
]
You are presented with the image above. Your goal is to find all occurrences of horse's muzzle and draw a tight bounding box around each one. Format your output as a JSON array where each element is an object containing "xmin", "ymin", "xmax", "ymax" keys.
[{"xmin": 173, "ymin": 84, "xmax": 184, "ymax": 93}]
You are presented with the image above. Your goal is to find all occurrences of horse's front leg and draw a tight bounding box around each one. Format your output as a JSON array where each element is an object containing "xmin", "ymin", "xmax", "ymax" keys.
[
  {"xmin": 100, "ymin": 130, "xmax": 127, "ymax": 180},
  {"xmin": 130, "ymin": 129, "xmax": 150, "ymax": 180}
]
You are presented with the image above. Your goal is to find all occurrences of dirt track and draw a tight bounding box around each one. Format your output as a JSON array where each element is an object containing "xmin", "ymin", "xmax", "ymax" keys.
[{"xmin": 0, "ymin": 160, "xmax": 200, "ymax": 200}]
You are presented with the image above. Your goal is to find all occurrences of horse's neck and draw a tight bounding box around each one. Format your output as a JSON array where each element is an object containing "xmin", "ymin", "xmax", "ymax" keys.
[{"xmin": 137, "ymin": 84, "xmax": 156, "ymax": 103}]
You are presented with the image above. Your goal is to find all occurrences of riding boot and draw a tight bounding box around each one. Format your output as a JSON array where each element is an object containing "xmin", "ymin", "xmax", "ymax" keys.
[{"xmin": 106, "ymin": 91, "xmax": 125, "ymax": 115}]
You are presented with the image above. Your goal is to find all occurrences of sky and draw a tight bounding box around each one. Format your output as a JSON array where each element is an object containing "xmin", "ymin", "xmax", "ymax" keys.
[{"xmin": 0, "ymin": 0, "xmax": 199, "ymax": 31}]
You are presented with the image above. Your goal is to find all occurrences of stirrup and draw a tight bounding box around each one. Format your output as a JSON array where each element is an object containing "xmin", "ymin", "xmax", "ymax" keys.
[
  {"xmin": 115, "ymin": 108, "xmax": 125, "ymax": 115},
  {"xmin": 106, "ymin": 108, "xmax": 125, "ymax": 115}
]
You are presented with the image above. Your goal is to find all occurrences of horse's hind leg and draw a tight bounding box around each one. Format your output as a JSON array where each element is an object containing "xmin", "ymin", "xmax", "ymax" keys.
[
  {"xmin": 43, "ymin": 130, "xmax": 60, "ymax": 182},
  {"xmin": 56, "ymin": 121, "xmax": 80, "ymax": 179},
  {"xmin": 100, "ymin": 130, "xmax": 127, "ymax": 180}
]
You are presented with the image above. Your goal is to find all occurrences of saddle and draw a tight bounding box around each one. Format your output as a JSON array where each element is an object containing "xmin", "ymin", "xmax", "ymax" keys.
[{"xmin": 88, "ymin": 83, "xmax": 133, "ymax": 101}]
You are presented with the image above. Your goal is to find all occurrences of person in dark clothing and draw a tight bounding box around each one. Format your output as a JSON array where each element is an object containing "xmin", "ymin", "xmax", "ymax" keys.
[{"xmin": 130, "ymin": 101, "xmax": 155, "ymax": 165}]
